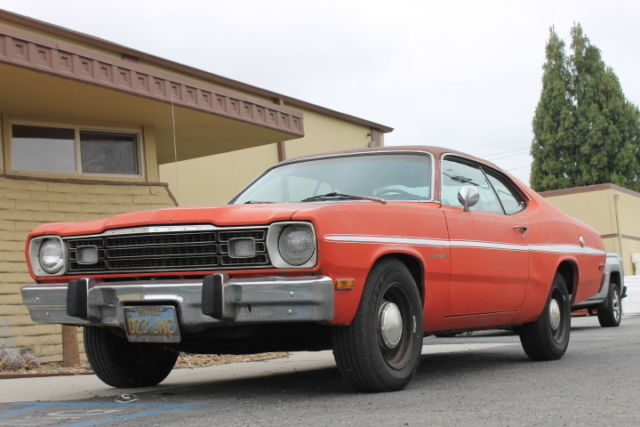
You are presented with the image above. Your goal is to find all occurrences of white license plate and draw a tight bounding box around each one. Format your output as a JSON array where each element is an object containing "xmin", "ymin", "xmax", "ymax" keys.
[{"xmin": 124, "ymin": 305, "xmax": 181, "ymax": 343}]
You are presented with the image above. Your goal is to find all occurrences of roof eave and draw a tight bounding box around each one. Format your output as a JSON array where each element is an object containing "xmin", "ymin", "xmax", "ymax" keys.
[{"xmin": 0, "ymin": 8, "xmax": 393, "ymax": 133}]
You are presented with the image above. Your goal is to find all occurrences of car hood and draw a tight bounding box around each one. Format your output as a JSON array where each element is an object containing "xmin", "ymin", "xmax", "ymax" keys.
[{"xmin": 29, "ymin": 204, "xmax": 310, "ymax": 237}]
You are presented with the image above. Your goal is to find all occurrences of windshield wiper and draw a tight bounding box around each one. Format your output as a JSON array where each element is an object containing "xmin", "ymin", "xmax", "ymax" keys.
[
  {"xmin": 444, "ymin": 173, "xmax": 479, "ymax": 186},
  {"xmin": 243, "ymin": 200, "xmax": 275, "ymax": 204},
  {"xmin": 301, "ymin": 192, "xmax": 386, "ymax": 204}
]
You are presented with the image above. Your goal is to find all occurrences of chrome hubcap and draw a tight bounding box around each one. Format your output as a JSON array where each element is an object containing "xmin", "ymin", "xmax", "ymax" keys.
[
  {"xmin": 613, "ymin": 290, "xmax": 621, "ymax": 321},
  {"xmin": 379, "ymin": 301, "xmax": 403, "ymax": 349},
  {"xmin": 549, "ymin": 298, "xmax": 561, "ymax": 331}
]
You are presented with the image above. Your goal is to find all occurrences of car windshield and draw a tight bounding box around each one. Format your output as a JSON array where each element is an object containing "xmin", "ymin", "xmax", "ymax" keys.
[{"xmin": 231, "ymin": 153, "xmax": 432, "ymax": 204}]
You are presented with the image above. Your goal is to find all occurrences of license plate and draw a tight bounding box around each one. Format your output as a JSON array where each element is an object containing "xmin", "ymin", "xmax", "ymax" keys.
[{"xmin": 124, "ymin": 305, "xmax": 181, "ymax": 343}]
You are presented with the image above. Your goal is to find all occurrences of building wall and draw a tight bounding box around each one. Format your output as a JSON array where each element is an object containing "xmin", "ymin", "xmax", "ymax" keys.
[
  {"xmin": 160, "ymin": 109, "xmax": 379, "ymax": 206},
  {"xmin": 543, "ymin": 185, "xmax": 640, "ymax": 275},
  {"xmin": 283, "ymin": 109, "xmax": 376, "ymax": 159},
  {"xmin": 0, "ymin": 176, "xmax": 176, "ymax": 362},
  {"xmin": 543, "ymin": 190, "xmax": 617, "ymax": 235},
  {"xmin": 614, "ymin": 190, "xmax": 640, "ymax": 275},
  {"xmin": 160, "ymin": 143, "xmax": 279, "ymax": 206}
]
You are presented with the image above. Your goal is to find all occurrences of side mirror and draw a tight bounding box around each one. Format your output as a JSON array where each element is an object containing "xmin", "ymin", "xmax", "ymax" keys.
[{"xmin": 457, "ymin": 185, "xmax": 479, "ymax": 212}]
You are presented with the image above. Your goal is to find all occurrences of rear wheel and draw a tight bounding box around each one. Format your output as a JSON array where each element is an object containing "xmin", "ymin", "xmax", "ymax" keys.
[
  {"xmin": 597, "ymin": 283, "xmax": 622, "ymax": 327},
  {"xmin": 519, "ymin": 274, "xmax": 571, "ymax": 361},
  {"xmin": 332, "ymin": 259, "xmax": 423, "ymax": 392},
  {"xmin": 84, "ymin": 326, "xmax": 178, "ymax": 388}
]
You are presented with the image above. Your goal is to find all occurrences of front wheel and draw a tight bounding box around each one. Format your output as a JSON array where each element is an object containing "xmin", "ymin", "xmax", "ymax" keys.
[
  {"xmin": 519, "ymin": 274, "xmax": 571, "ymax": 361},
  {"xmin": 597, "ymin": 283, "xmax": 622, "ymax": 327},
  {"xmin": 84, "ymin": 326, "xmax": 178, "ymax": 388},
  {"xmin": 332, "ymin": 259, "xmax": 423, "ymax": 392}
]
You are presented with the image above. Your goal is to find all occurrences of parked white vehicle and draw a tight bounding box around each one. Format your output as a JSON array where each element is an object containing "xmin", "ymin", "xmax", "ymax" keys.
[{"xmin": 572, "ymin": 253, "xmax": 626, "ymax": 327}]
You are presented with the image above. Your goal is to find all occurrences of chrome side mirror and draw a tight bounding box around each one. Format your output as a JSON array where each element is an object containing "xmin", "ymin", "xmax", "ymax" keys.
[{"xmin": 457, "ymin": 185, "xmax": 479, "ymax": 212}]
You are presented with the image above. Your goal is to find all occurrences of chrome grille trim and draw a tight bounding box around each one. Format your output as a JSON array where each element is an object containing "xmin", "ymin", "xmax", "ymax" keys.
[{"xmin": 64, "ymin": 225, "xmax": 271, "ymax": 274}]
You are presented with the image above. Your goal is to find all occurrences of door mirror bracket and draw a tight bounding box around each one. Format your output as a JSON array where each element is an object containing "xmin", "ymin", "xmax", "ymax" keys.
[{"xmin": 457, "ymin": 185, "xmax": 479, "ymax": 212}]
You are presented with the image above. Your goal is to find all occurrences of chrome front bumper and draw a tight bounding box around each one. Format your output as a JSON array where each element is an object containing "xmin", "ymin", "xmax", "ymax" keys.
[{"xmin": 21, "ymin": 275, "xmax": 334, "ymax": 332}]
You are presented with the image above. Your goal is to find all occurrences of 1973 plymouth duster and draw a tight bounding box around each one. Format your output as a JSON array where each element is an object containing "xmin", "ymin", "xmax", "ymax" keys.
[{"xmin": 22, "ymin": 146, "xmax": 613, "ymax": 392}]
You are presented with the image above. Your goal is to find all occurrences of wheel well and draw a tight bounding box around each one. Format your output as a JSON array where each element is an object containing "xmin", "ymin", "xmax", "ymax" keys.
[
  {"xmin": 374, "ymin": 254, "xmax": 424, "ymax": 304},
  {"xmin": 557, "ymin": 261, "xmax": 577, "ymax": 299},
  {"xmin": 609, "ymin": 271, "xmax": 621, "ymax": 287}
]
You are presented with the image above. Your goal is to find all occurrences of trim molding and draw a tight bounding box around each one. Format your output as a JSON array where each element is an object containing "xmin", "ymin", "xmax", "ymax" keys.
[
  {"xmin": 541, "ymin": 183, "xmax": 640, "ymax": 199},
  {"xmin": 324, "ymin": 234, "xmax": 606, "ymax": 256},
  {"xmin": 601, "ymin": 233, "xmax": 640, "ymax": 243},
  {"xmin": 0, "ymin": 22, "xmax": 304, "ymax": 138},
  {"xmin": 0, "ymin": 173, "xmax": 179, "ymax": 206}
]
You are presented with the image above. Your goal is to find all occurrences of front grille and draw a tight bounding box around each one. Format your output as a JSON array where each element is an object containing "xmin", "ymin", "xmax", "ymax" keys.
[{"xmin": 66, "ymin": 226, "xmax": 270, "ymax": 274}]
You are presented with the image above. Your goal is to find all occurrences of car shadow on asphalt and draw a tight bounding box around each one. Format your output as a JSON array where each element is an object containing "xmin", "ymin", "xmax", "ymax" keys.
[
  {"xmin": 134, "ymin": 347, "xmax": 531, "ymax": 400},
  {"xmin": 145, "ymin": 365, "xmax": 352, "ymax": 399}
]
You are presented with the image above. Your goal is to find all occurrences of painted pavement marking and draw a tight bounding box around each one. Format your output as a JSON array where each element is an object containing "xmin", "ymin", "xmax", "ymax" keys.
[{"xmin": 0, "ymin": 401, "xmax": 202, "ymax": 426}]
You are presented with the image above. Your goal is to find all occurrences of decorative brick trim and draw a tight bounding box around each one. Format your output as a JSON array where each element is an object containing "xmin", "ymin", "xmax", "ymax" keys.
[{"xmin": 0, "ymin": 23, "xmax": 304, "ymax": 138}]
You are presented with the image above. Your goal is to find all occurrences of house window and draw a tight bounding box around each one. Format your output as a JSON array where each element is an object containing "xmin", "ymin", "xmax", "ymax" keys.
[
  {"xmin": 80, "ymin": 131, "xmax": 138, "ymax": 174},
  {"xmin": 11, "ymin": 124, "xmax": 140, "ymax": 176},
  {"xmin": 12, "ymin": 126, "xmax": 76, "ymax": 173}
]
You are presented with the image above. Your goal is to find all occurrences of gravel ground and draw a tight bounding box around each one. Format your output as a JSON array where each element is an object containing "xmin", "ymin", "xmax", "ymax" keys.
[{"xmin": 0, "ymin": 353, "xmax": 287, "ymax": 378}]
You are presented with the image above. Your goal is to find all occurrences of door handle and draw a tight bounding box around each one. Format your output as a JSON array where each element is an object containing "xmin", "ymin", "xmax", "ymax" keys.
[{"xmin": 513, "ymin": 225, "xmax": 528, "ymax": 233}]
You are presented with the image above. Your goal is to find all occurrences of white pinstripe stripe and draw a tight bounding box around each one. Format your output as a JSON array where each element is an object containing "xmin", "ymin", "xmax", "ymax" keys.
[{"xmin": 323, "ymin": 234, "xmax": 606, "ymax": 256}]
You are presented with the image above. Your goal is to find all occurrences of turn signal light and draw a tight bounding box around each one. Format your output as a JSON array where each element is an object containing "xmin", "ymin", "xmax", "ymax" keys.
[{"xmin": 335, "ymin": 278, "xmax": 355, "ymax": 290}]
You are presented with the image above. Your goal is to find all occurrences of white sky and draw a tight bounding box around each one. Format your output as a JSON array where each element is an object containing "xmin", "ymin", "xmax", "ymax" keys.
[{"xmin": 1, "ymin": 0, "xmax": 639, "ymax": 185}]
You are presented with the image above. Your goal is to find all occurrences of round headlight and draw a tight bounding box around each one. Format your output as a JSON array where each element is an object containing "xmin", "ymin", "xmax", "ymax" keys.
[
  {"xmin": 39, "ymin": 239, "xmax": 64, "ymax": 274},
  {"xmin": 278, "ymin": 225, "xmax": 315, "ymax": 266}
]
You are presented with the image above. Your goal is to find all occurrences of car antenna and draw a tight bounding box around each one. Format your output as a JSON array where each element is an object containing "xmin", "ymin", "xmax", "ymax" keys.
[{"xmin": 171, "ymin": 94, "xmax": 180, "ymax": 205}]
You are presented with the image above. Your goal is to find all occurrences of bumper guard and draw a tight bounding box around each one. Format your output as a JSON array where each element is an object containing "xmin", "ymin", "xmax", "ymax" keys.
[{"xmin": 21, "ymin": 274, "xmax": 334, "ymax": 333}]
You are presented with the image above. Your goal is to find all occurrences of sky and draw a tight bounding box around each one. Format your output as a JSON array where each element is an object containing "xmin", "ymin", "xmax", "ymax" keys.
[{"xmin": 1, "ymin": 0, "xmax": 639, "ymax": 185}]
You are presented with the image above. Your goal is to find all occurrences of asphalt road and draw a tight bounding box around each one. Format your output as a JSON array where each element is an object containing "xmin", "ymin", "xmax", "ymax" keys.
[{"xmin": 2, "ymin": 315, "xmax": 639, "ymax": 426}]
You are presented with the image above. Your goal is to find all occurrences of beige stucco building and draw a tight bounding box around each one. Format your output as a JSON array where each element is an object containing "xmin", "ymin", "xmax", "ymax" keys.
[
  {"xmin": 542, "ymin": 183, "xmax": 640, "ymax": 276},
  {"xmin": 0, "ymin": 9, "xmax": 390, "ymax": 362}
]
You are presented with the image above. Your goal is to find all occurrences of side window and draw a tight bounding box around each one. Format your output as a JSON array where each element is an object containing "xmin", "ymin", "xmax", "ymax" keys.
[
  {"xmin": 441, "ymin": 159, "xmax": 503, "ymax": 214},
  {"xmin": 484, "ymin": 169, "xmax": 526, "ymax": 214}
]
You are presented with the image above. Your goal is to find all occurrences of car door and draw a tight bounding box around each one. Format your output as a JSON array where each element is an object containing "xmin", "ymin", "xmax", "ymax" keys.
[{"xmin": 440, "ymin": 156, "xmax": 529, "ymax": 318}]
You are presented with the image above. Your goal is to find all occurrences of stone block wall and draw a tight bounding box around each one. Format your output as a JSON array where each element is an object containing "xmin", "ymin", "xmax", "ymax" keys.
[{"xmin": 0, "ymin": 175, "xmax": 176, "ymax": 362}]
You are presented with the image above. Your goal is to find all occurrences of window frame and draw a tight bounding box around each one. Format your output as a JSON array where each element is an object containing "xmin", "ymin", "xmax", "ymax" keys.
[
  {"xmin": 229, "ymin": 150, "xmax": 436, "ymax": 204},
  {"xmin": 481, "ymin": 166, "xmax": 527, "ymax": 215},
  {"xmin": 6, "ymin": 119, "xmax": 145, "ymax": 179},
  {"xmin": 440, "ymin": 153, "xmax": 528, "ymax": 215},
  {"xmin": 0, "ymin": 114, "xmax": 4, "ymax": 174}
]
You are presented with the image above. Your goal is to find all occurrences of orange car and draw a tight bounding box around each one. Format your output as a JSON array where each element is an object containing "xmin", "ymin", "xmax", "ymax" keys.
[{"xmin": 22, "ymin": 146, "xmax": 608, "ymax": 392}]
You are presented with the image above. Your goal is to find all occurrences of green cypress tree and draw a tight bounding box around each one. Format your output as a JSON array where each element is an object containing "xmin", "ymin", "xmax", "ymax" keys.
[
  {"xmin": 570, "ymin": 24, "xmax": 640, "ymax": 191},
  {"xmin": 530, "ymin": 28, "xmax": 575, "ymax": 191},
  {"xmin": 530, "ymin": 24, "xmax": 640, "ymax": 191}
]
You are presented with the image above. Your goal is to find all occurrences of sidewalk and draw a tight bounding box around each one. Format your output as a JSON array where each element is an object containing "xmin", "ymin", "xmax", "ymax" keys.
[
  {"xmin": 0, "ymin": 343, "xmax": 514, "ymax": 403},
  {"xmin": 0, "ymin": 351, "xmax": 334, "ymax": 403}
]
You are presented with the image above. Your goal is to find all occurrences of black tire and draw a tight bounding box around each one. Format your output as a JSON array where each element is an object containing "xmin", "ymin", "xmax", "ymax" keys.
[
  {"xmin": 519, "ymin": 274, "xmax": 571, "ymax": 361},
  {"xmin": 332, "ymin": 259, "xmax": 423, "ymax": 392},
  {"xmin": 597, "ymin": 283, "xmax": 622, "ymax": 327},
  {"xmin": 84, "ymin": 326, "xmax": 178, "ymax": 388}
]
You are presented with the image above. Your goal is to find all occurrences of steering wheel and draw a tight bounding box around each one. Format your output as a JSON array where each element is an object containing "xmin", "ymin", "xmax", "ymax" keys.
[{"xmin": 373, "ymin": 188, "xmax": 422, "ymax": 199}]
